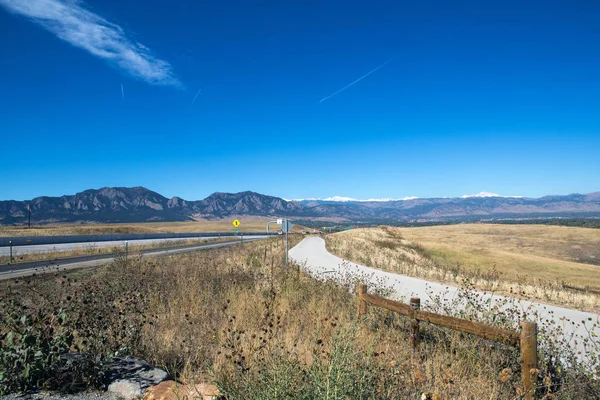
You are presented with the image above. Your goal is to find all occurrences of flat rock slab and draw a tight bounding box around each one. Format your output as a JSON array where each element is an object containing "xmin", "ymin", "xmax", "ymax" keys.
[{"xmin": 104, "ymin": 356, "xmax": 170, "ymax": 400}]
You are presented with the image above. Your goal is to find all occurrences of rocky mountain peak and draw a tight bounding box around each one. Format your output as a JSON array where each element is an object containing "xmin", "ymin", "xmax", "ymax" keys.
[{"xmin": 1, "ymin": 187, "xmax": 599, "ymax": 225}]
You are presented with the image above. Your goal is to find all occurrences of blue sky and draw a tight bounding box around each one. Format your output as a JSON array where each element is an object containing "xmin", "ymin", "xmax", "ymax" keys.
[{"xmin": 0, "ymin": 0, "xmax": 598, "ymax": 201}]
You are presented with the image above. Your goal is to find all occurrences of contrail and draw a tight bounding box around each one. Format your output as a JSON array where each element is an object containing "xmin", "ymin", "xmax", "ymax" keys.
[
  {"xmin": 319, "ymin": 58, "xmax": 393, "ymax": 103},
  {"xmin": 192, "ymin": 88, "xmax": 202, "ymax": 104},
  {"xmin": 121, "ymin": 83, "xmax": 124, "ymax": 99}
]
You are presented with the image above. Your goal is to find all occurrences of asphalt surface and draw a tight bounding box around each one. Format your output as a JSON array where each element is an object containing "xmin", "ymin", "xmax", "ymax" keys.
[
  {"xmin": 0, "ymin": 237, "xmax": 265, "ymax": 281},
  {"xmin": 0, "ymin": 235, "xmax": 268, "ymax": 256},
  {"xmin": 290, "ymin": 236, "xmax": 600, "ymax": 363},
  {"xmin": 0, "ymin": 232, "xmax": 274, "ymax": 247}
]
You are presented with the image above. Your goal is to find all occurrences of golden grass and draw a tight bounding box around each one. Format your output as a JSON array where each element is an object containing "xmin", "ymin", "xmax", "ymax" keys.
[
  {"xmin": 0, "ymin": 220, "xmax": 310, "ymax": 237},
  {"xmin": 394, "ymin": 224, "xmax": 600, "ymax": 287},
  {"xmin": 2, "ymin": 236, "xmax": 547, "ymax": 399},
  {"xmin": 325, "ymin": 225, "xmax": 600, "ymax": 312}
]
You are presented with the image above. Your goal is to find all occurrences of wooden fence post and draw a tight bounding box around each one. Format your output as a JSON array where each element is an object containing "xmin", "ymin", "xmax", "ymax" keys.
[
  {"xmin": 520, "ymin": 321, "xmax": 538, "ymax": 400},
  {"xmin": 357, "ymin": 284, "xmax": 367, "ymax": 317},
  {"xmin": 409, "ymin": 297, "xmax": 421, "ymax": 351}
]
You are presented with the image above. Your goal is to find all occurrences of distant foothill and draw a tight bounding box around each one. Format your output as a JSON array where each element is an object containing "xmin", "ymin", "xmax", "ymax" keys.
[{"xmin": 0, "ymin": 186, "xmax": 599, "ymax": 225}]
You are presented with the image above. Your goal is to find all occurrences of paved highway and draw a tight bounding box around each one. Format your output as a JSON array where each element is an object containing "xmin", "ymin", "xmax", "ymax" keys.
[
  {"xmin": 0, "ymin": 232, "xmax": 273, "ymax": 247},
  {"xmin": 0, "ymin": 237, "xmax": 266, "ymax": 281},
  {"xmin": 0, "ymin": 236, "xmax": 241, "ymax": 256}
]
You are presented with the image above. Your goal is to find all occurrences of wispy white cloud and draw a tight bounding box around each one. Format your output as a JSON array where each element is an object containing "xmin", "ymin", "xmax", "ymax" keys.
[{"xmin": 0, "ymin": 0, "xmax": 181, "ymax": 87}]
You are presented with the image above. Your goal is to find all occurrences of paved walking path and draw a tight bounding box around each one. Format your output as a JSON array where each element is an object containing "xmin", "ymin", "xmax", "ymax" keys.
[{"xmin": 289, "ymin": 236, "xmax": 600, "ymax": 363}]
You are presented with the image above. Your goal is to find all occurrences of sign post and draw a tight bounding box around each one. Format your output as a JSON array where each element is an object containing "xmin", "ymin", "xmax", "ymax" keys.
[
  {"xmin": 232, "ymin": 219, "xmax": 240, "ymax": 236},
  {"xmin": 281, "ymin": 220, "xmax": 294, "ymax": 267}
]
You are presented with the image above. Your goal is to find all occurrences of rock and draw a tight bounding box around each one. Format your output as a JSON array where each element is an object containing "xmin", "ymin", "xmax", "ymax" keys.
[
  {"xmin": 143, "ymin": 380, "xmax": 220, "ymax": 400},
  {"xmin": 107, "ymin": 380, "xmax": 143, "ymax": 400},
  {"xmin": 103, "ymin": 356, "xmax": 170, "ymax": 400}
]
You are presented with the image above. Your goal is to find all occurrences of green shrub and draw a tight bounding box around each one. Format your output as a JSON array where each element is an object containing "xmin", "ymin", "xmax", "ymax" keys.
[
  {"xmin": 0, "ymin": 257, "xmax": 149, "ymax": 394},
  {"xmin": 0, "ymin": 297, "xmax": 72, "ymax": 394}
]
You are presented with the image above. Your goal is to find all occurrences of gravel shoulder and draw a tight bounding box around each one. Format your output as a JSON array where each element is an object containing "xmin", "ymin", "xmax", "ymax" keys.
[{"xmin": 0, "ymin": 392, "xmax": 121, "ymax": 400}]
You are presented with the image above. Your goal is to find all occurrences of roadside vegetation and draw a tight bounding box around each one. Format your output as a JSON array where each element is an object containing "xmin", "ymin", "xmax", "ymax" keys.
[
  {"xmin": 325, "ymin": 225, "xmax": 600, "ymax": 312},
  {"xmin": 1, "ymin": 235, "xmax": 598, "ymax": 398}
]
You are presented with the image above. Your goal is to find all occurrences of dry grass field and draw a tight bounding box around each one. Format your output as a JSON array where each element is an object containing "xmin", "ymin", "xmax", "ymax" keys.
[
  {"xmin": 325, "ymin": 224, "xmax": 600, "ymax": 311},
  {"xmin": 0, "ymin": 220, "xmax": 309, "ymax": 237},
  {"xmin": 395, "ymin": 224, "xmax": 600, "ymax": 284},
  {"xmin": 2, "ymin": 236, "xmax": 596, "ymax": 398}
]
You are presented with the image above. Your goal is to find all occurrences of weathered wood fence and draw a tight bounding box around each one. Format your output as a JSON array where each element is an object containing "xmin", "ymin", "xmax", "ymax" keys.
[
  {"xmin": 357, "ymin": 284, "xmax": 538, "ymax": 400},
  {"xmin": 561, "ymin": 282, "xmax": 600, "ymax": 295}
]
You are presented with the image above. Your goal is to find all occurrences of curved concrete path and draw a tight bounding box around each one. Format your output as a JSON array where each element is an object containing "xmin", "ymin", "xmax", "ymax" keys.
[{"xmin": 290, "ymin": 236, "xmax": 600, "ymax": 363}]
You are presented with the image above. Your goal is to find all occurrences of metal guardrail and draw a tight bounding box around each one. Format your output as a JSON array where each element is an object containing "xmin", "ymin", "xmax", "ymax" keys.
[{"xmin": 0, "ymin": 231, "xmax": 276, "ymax": 247}]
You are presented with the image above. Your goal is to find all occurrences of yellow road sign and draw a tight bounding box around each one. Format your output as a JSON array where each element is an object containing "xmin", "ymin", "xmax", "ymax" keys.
[{"xmin": 232, "ymin": 219, "xmax": 240, "ymax": 227}]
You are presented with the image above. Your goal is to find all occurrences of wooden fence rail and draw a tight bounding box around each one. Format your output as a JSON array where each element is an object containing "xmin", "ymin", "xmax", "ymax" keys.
[
  {"xmin": 561, "ymin": 282, "xmax": 600, "ymax": 296},
  {"xmin": 357, "ymin": 284, "xmax": 538, "ymax": 400}
]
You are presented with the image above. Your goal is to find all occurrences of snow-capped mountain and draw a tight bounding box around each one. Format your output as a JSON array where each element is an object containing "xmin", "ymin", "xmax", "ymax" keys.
[{"xmin": 460, "ymin": 192, "xmax": 522, "ymax": 199}]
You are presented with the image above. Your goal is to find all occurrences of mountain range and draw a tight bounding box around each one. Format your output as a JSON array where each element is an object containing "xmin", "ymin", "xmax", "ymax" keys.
[{"xmin": 1, "ymin": 187, "xmax": 599, "ymax": 225}]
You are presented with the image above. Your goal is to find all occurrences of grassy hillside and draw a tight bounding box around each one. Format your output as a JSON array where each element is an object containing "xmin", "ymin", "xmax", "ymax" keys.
[
  {"xmin": 395, "ymin": 224, "xmax": 600, "ymax": 274},
  {"xmin": 325, "ymin": 224, "xmax": 600, "ymax": 311}
]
